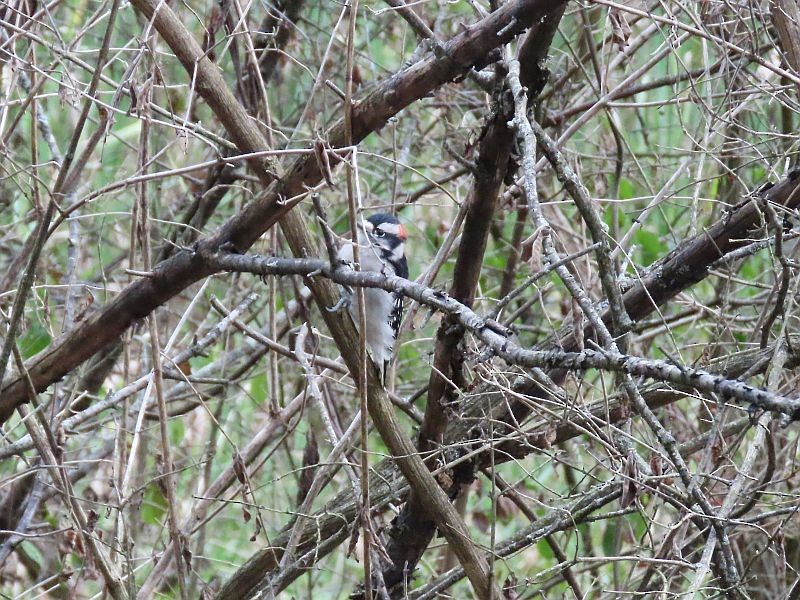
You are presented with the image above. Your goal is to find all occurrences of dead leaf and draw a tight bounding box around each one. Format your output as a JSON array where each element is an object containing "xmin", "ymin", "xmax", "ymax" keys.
[
  {"xmin": 472, "ymin": 511, "xmax": 490, "ymax": 533},
  {"xmin": 609, "ymin": 8, "xmax": 631, "ymax": 52},
  {"xmin": 503, "ymin": 573, "xmax": 520, "ymax": 599},
  {"xmin": 313, "ymin": 138, "xmax": 335, "ymax": 188},
  {"xmin": 495, "ymin": 493, "xmax": 517, "ymax": 522},
  {"xmin": 346, "ymin": 521, "xmax": 360, "ymax": 559},
  {"xmin": 233, "ymin": 452, "xmax": 247, "ymax": 485},
  {"xmin": 620, "ymin": 449, "xmax": 639, "ymax": 508},
  {"xmin": 296, "ymin": 430, "xmax": 319, "ymax": 505},
  {"xmin": 86, "ymin": 509, "xmax": 99, "ymax": 533},
  {"xmin": 650, "ymin": 453, "xmax": 662, "ymax": 478}
]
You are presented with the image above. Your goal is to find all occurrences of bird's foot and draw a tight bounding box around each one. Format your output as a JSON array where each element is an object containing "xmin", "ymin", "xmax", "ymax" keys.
[{"xmin": 327, "ymin": 288, "xmax": 352, "ymax": 313}]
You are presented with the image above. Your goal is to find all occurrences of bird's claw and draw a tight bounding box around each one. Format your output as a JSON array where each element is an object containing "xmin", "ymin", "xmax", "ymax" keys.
[{"xmin": 328, "ymin": 290, "xmax": 352, "ymax": 313}]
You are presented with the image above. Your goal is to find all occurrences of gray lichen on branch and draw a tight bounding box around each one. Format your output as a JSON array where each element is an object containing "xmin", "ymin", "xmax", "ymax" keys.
[{"xmin": 204, "ymin": 250, "xmax": 800, "ymax": 420}]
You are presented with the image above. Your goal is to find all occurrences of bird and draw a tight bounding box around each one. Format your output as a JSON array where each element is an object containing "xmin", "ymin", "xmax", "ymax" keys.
[{"xmin": 337, "ymin": 213, "xmax": 409, "ymax": 382}]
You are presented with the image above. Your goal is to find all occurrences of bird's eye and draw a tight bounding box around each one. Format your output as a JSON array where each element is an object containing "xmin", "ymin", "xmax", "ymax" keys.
[{"xmin": 373, "ymin": 228, "xmax": 386, "ymax": 237}]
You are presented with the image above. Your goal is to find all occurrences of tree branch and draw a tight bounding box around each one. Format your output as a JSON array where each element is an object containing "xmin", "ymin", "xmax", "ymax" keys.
[{"xmin": 0, "ymin": 0, "xmax": 570, "ymax": 422}]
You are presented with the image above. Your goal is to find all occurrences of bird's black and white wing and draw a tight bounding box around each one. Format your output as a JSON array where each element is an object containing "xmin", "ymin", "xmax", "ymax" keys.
[{"xmin": 338, "ymin": 213, "xmax": 408, "ymax": 384}]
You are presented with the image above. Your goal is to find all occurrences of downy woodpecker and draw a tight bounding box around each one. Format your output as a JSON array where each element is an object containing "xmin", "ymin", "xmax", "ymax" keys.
[{"xmin": 337, "ymin": 213, "xmax": 408, "ymax": 381}]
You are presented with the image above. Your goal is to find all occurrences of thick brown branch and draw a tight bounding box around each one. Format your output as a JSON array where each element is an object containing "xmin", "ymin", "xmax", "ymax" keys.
[
  {"xmin": 379, "ymin": 6, "xmax": 567, "ymax": 592},
  {"xmin": 209, "ymin": 166, "xmax": 800, "ymax": 595},
  {"xmin": 205, "ymin": 251, "xmax": 800, "ymax": 417},
  {"xmin": 211, "ymin": 330, "xmax": 800, "ymax": 596},
  {"xmin": 0, "ymin": 0, "xmax": 569, "ymax": 423},
  {"xmin": 103, "ymin": 1, "xmax": 570, "ymax": 598}
]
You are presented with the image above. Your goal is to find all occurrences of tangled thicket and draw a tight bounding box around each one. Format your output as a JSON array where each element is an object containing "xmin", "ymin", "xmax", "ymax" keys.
[{"xmin": 2, "ymin": 0, "xmax": 800, "ymax": 598}]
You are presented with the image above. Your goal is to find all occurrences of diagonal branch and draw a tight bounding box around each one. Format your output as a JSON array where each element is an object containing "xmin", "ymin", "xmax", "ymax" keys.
[
  {"xmin": 204, "ymin": 251, "xmax": 800, "ymax": 418},
  {"xmin": 212, "ymin": 330, "xmax": 800, "ymax": 597},
  {"xmin": 0, "ymin": 0, "xmax": 570, "ymax": 423},
  {"xmin": 211, "ymin": 164, "xmax": 800, "ymax": 595},
  {"xmin": 376, "ymin": 6, "xmax": 566, "ymax": 593},
  {"xmin": 50, "ymin": 1, "xmax": 572, "ymax": 598}
]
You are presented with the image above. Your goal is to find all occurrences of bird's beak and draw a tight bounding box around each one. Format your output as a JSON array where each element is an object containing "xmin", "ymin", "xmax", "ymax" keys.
[{"xmin": 398, "ymin": 224, "xmax": 408, "ymax": 242}]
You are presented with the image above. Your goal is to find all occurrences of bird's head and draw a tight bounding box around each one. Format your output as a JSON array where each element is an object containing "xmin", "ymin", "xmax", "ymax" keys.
[{"xmin": 361, "ymin": 212, "xmax": 407, "ymax": 258}]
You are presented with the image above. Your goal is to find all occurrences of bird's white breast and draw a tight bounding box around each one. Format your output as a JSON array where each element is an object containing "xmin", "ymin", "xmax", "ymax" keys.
[{"xmin": 337, "ymin": 240, "xmax": 396, "ymax": 367}]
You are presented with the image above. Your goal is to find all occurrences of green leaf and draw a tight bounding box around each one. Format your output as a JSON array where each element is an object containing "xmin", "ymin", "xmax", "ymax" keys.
[
  {"xmin": 618, "ymin": 177, "xmax": 637, "ymax": 200},
  {"xmin": 19, "ymin": 321, "xmax": 51, "ymax": 359},
  {"xmin": 141, "ymin": 485, "xmax": 167, "ymax": 526},
  {"xmin": 169, "ymin": 419, "xmax": 185, "ymax": 447},
  {"xmin": 630, "ymin": 511, "xmax": 647, "ymax": 540},
  {"xmin": 537, "ymin": 537, "xmax": 554, "ymax": 560},
  {"xmin": 634, "ymin": 229, "xmax": 664, "ymax": 266},
  {"xmin": 602, "ymin": 522, "xmax": 617, "ymax": 556},
  {"xmin": 189, "ymin": 353, "xmax": 213, "ymax": 371},
  {"xmin": 250, "ymin": 372, "xmax": 267, "ymax": 404}
]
